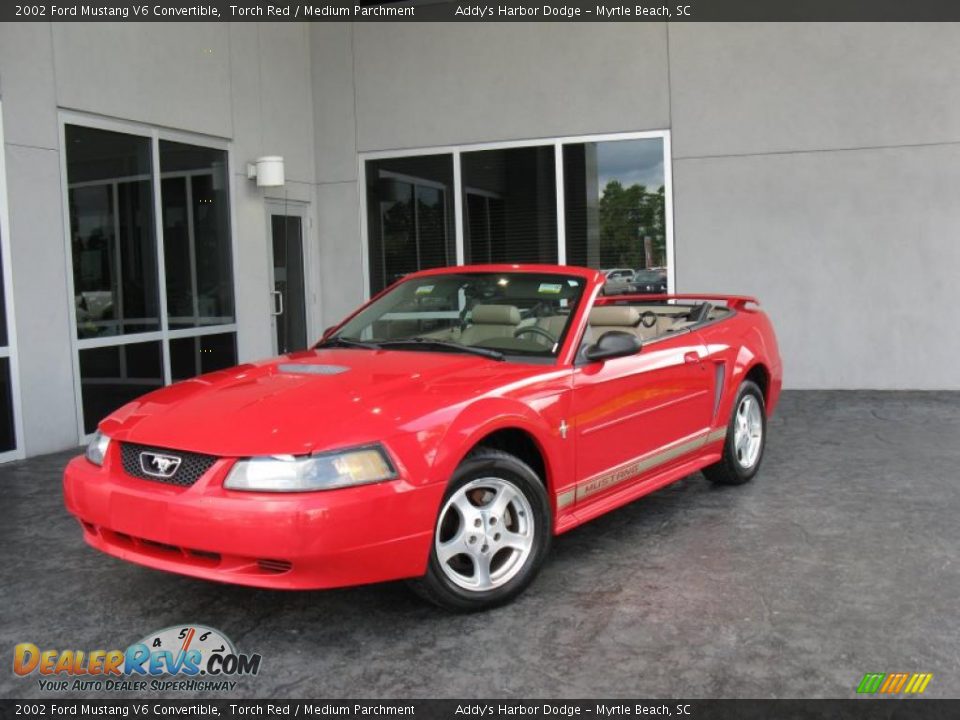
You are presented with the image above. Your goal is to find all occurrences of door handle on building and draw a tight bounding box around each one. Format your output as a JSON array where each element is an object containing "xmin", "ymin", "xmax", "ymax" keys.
[{"xmin": 271, "ymin": 290, "xmax": 284, "ymax": 316}]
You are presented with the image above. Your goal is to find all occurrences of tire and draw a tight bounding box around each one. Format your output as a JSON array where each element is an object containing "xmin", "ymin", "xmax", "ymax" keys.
[
  {"xmin": 409, "ymin": 448, "xmax": 552, "ymax": 612},
  {"xmin": 703, "ymin": 379, "xmax": 767, "ymax": 486}
]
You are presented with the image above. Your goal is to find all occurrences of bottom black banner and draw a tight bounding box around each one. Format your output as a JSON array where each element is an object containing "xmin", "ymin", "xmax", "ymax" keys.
[{"xmin": 0, "ymin": 700, "xmax": 958, "ymax": 720}]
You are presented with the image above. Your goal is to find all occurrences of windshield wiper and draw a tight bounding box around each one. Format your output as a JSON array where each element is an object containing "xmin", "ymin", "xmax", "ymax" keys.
[
  {"xmin": 314, "ymin": 336, "xmax": 381, "ymax": 350},
  {"xmin": 377, "ymin": 338, "xmax": 505, "ymax": 361}
]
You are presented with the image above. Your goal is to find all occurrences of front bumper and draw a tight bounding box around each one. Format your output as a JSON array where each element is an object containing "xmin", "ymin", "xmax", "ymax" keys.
[{"xmin": 62, "ymin": 446, "xmax": 438, "ymax": 590}]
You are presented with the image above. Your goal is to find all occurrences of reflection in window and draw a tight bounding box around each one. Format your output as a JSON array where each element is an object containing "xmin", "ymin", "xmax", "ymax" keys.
[
  {"xmin": 170, "ymin": 332, "xmax": 237, "ymax": 382},
  {"xmin": 66, "ymin": 125, "xmax": 239, "ymax": 434},
  {"xmin": 564, "ymin": 138, "xmax": 667, "ymax": 273},
  {"xmin": 160, "ymin": 141, "xmax": 234, "ymax": 329},
  {"xmin": 0, "ymin": 221, "xmax": 14, "ymax": 451},
  {"xmin": 66, "ymin": 125, "xmax": 160, "ymax": 338},
  {"xmin": 462, "ymin": 146, "xmax": 557, "ymax": 265},
  {"xmin": 465, "ymin": 191, "xmax": 504, "ymax": 265},
  {"xmin": 79, "ymin": 341, "xmax": 164, "ymax": 434},
  {"xmin": 0, "ymin": 227, "xmax": 6, "ymax": 349},
  {"xmin": 365, "ymin": 155, "xmax": 455, "ymax": 295},
  {"xmin": 0, "ymin": 358, "xmax": 14, "ymax": 452}
]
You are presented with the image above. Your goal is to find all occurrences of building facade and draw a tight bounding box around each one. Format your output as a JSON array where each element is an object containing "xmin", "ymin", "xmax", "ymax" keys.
[{"xmin": 0, "ymin": 21, "xmax": 958, "ymax": 460}]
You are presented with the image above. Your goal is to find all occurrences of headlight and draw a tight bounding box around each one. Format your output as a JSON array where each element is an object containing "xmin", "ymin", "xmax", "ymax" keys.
[
  {"xmin": 224, "ymin": 445, "xmax": 396, "ymax": 492},
  {"xmin": 85, "ymin": 430, "xmax": 111, "ymax": 467}
]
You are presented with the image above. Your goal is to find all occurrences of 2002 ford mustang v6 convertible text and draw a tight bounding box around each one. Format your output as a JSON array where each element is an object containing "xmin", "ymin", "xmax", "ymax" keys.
[{"xmin": 64, "ymin": 265, "xmax": 782, "ymax": 610}]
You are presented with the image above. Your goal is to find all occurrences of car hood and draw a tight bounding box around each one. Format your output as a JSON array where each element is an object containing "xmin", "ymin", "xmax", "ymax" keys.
[{"xmin": 100, "ymin": 349, "xmax": 552, "ymax": 457}]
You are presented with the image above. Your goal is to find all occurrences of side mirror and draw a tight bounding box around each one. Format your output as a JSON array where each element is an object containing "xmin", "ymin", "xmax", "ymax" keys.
[{"xmin": 584, "ymin": 331, "xmax": 642, "ymax": 362}]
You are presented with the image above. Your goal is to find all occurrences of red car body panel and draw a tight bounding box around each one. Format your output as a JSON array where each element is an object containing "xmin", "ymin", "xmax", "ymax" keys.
[{"xmin": 63, "ymin": 264, "xmax": 782, "ymax": 590}]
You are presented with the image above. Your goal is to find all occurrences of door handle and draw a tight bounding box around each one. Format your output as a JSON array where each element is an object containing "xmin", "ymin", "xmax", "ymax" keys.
[
  {"xmin": 271, "ymin": 290, "xmax": 284, "ymax": 316},
  {"xmin": 684, "ymin": 351, "xmax": 701, "ymax": 365}
]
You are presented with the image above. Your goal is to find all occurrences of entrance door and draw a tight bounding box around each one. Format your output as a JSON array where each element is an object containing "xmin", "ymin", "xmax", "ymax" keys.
[{"xmin": 268, "ymin": 204, "xmax": 309, "ymax": 355}]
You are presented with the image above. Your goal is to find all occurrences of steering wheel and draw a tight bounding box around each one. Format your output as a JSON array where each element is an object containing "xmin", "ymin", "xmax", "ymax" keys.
[
  {"xmin": 514, "ymin": 326, "xmax": 558, "ymax": 344},
  {"xmin": 639, "ymin": 311, "xmax": 657, "ymax": 329}
]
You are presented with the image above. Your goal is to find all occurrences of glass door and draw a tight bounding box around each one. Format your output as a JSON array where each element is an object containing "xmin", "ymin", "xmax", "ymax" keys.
[
  {"xmin": 268, "ymin": 204, "xmax": 309, "ymax": 355},
  {"xmin": 0, "ymin": 202, "xmax": 18, "ymax": 456},
  {"xmin": 0, "ymin": 101, "xmax": 23, "ymax": 460}
]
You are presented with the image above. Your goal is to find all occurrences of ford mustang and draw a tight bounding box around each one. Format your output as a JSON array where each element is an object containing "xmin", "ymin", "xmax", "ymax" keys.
[{"xmin": 64, "ymin": 265, "xmax": 782, "ymax": 611}]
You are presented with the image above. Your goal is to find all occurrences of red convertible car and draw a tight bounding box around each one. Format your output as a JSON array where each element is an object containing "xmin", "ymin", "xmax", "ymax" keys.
[{"xmin": 64, "ymin": 265, "xmax": 782, "ymax": 611}]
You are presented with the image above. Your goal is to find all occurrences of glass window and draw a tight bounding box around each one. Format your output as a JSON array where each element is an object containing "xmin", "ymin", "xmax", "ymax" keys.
[
  {"xmin": 363, "ymin": 135, "xmax": 672, "ymax": 303},
  {"xmin": 365, "ymin": 155, "xmax": 455, "ymax": 295},
  {"xmin": 328, "ymin": 271, "xmax": 585, "ymax": 361},
  {"xmin": 66, "ymin": 125, "xmax": 238, "ymax": 437},
  {"xmin": 0, "ymin": 231, "xmax": 6, "ymax": 349},
  {"xmin": 66, "ymin": 125, "xmax": 160, "ymax": 338},
  {"xmin": 170, "ymin": 332, "xmax": 237, "ymax": 382},
  {"xmin": 0, "ymin": 358, "xmax": 14, "ymax": 452},
  {"xmin": 564, "ymin": 138, "xmax": 667, "ymax": 284},
  {"xmin": 160, "ymin": 141, "xmax": 234, "ymax": 329},
  {"xmin": 0, "ymin": 219, "xmax": 13, "ymax": 453},
  {"xmin": 462, "ymin": 146, "xmax": 557, "ymax": 265},
  {"xmin": 0, "ymin": 101, "xmax": 18, "ymax": 455},
  {"xmin": 79, "ymin": 341, "xmax": 164, "ymax": 434}
]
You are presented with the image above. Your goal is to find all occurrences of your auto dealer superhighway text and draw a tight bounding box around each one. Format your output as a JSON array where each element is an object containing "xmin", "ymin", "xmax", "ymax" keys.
[{"xmin": 456, "ymin": 705, "xmax": 679, "ymax": 717}]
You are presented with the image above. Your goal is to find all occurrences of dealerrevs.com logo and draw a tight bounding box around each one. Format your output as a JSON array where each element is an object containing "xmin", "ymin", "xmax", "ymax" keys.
[{"xmin": 13, "ymin": 625, "xmax": 262, "ymax": 693}]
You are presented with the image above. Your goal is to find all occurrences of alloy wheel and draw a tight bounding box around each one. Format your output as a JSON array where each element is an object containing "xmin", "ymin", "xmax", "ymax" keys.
[
  {"xmin": 734, "ymin": 394, "xmax": 763, "ymax": 469},
  {"xmin": 435, "ymin": 477, "xmax": 535, "ymax": 592}
]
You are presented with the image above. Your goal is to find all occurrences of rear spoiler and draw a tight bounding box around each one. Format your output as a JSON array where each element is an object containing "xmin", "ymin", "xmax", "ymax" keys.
[{"xmin": 596, "ymin": 293, "xmax": 760, "ymax": 311}]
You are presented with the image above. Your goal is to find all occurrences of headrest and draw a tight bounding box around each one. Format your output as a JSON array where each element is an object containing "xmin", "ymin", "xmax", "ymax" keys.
[
  {"xmin": 589, "ymin": 306, "xmax": 641, "ymax": 327},
  {"xmin": 471, "ymin": 304, "xmax": 521, "ymax": 325}
]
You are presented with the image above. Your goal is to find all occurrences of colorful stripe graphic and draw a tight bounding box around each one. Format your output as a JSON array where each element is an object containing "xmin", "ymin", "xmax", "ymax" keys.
[{"xmin": 856, "ymin": 672, "xmax": 933, "ymax": 694}]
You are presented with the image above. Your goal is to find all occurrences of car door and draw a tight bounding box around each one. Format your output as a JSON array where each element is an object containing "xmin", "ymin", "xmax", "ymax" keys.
[{"xmin": 570, "ymin": 329, "xmax": 714, "ymax": 504}]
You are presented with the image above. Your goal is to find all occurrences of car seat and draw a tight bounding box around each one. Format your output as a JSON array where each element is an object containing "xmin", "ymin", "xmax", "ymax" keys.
[{"xmin": 459, "ymin": 304, "xmax": 521, "ymax": 345}]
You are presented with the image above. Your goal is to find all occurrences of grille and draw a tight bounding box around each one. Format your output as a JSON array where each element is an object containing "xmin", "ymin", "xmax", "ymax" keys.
[
  {"xmin": 119, "ymin": 442, "xmax": 217, "ymax": 487},
  {"xmin": 257, "ymin": 558, "xmax": 293, "ymax": 574}
]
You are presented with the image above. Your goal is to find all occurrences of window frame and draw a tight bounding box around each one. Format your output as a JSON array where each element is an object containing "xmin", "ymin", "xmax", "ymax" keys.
[
  {"xmin": 0, "ymin": 101, "xmax": 26, "ymax": 462},
  {"xmin": 357, "ymin": 129, "xmax": 674, "ymax": 300},
  {"xmin": 59, "ymin": 111, "xmax": 240, "ymax": 443}
]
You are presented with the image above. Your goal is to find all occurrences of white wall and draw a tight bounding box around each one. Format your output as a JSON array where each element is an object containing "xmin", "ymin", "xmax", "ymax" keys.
[
  {"xmin": 351, "ymin": 22, "xmax": 670, "ymax": 150},
  {"xmin": 0, "ymin": 23, "xmax": 76, "ymax": 455},
  {"xmin": 668, "ymin": 23, "xmax": 960, "ymax": 389},
  {"xmin": 311, "ymin": 24, "xmax": 363, "ymax": 327},
  {"xmin": 0, "ymin": 22, "xmax": 319, "ymax": 455},
  {"xmin": 310, "ymin": 21, "xmax": 960, "ymax": 389}
]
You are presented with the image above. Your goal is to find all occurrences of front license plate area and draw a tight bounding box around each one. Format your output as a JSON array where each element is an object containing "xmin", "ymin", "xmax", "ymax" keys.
[{"xmin": 109, "ymin": 493, "xmax": 169, "ymax": 540}]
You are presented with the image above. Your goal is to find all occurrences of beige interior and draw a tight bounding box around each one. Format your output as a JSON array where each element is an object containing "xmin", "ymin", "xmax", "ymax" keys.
[
  {"xmin": 531, "ymin": 313, "xmax": 569, "ymax": 343},
  {"xmin": 414, "ymin": 301, "xmax": 732, "ymax": 351},
  {"xmin": 458, "ymin": 304, "xmax": 522, "ymax": 345},
  {"xmin": 587, "ymin": 303, "xmax": 730, "ymax": 343}
]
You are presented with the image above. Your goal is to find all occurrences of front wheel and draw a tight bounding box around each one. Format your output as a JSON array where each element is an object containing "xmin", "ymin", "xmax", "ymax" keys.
[
  {"xmin": 703, "ymin": 379, "xmax": 767, "ymax": 486},
  {"xmin": 409, "ymin": 448, "xmax": 551, "ymax": 611}
]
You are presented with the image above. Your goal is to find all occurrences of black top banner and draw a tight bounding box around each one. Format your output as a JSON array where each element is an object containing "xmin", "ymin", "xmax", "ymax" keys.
[{"xmin": 7, "ymin": 0, "xmax": 960, "ymax": 22}]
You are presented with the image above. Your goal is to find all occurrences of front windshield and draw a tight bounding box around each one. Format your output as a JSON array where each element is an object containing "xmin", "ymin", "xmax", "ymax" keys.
[{"xmin": 328, "ymin": 272, "xmax": 587, "ymax": 360}]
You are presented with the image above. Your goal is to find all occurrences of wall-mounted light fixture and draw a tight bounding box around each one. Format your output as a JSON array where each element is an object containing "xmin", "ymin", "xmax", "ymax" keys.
[{"xmin": 246, "ymin": 156, "xmax": 285, "ymax": 187}]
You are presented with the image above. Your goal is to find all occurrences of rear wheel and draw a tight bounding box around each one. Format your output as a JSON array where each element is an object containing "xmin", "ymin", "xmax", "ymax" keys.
[
  {"xmin": 410, "ymin": 448, "xmax": 551, "ymax": 611},
  {"xmin": 703, "ymin": 379, "xmax": 766, "ymax": 486}
]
